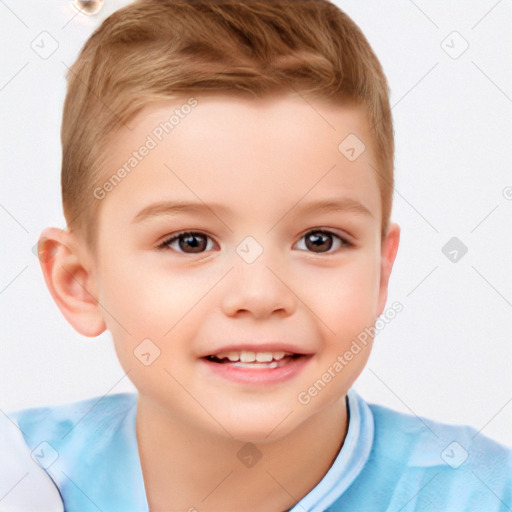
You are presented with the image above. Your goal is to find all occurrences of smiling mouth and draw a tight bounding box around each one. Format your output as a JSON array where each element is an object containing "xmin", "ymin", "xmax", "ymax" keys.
[{"xmin": 204, "ymin": 350, "xmax": 303, "ymax": 369}]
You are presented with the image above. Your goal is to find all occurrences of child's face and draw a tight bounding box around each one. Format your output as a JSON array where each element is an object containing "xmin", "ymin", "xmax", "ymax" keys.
[{"xmin": 86, "ymin": 92, "xmax": 399, "ymax": 441}]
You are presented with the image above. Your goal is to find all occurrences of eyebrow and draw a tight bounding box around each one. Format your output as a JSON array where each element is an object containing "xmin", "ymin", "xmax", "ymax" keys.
[
  {"xmin": 132, "ymin": 200, "xmax": 229, "ymax": 223},
  {"xmin": 291, "ymin": 198, "xmax": 373, "ymax": 218},
  {"xmin": 132, "ymin": 197, "xmax": 373, "ymax": 224}
]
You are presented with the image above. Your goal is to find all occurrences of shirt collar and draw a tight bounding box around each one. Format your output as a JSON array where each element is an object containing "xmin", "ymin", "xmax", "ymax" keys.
[{"xmin": 289, "ymin": 388, "xmax": 374, "ymax": 511}]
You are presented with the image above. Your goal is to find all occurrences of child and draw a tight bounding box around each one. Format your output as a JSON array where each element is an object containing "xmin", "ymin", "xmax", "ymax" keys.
[{"xmin": 3, "ymin": 0, "xmax": 511, "ymax": 510}]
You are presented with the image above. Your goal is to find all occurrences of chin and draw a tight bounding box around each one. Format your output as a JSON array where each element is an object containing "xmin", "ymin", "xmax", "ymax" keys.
[
  {"xmin": 212, "ymin": 405, "xmax": 306, "ymax": 445},
  {"xmin": 228, "ymin": 424, "xmax": 293, "ymax": 445}
]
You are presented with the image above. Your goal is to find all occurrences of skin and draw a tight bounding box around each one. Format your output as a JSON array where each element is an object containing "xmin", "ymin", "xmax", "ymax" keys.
[{"xmin": 39, "ymin": 91, "xmax": 400, "ymax": 511}]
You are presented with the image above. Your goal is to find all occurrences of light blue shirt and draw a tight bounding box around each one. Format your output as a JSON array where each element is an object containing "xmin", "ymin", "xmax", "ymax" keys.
[{"xmin": 4, "ymin": 389, "xmax": 511, "ymax": 511}]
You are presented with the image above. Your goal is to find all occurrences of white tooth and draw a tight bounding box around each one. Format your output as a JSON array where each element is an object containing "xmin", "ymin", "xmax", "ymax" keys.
[
  {"xmin": 215, "ymin": 352, "xmax": 228, "ymax": 360},
  {"xmin": 240, "ymin": 351, "xmax": 256, "ymax": 363},
  {"xmin": 233, "ymin": 361, "xmax": 280, "ymax": 368},
  {"xmin": 255, "ymin": 352, "xmax": 273, "ymax": 362},
  {"xmin": 272, "ymin": 352, "xmax": 286, "ymax": 361},
  {"xmin": 233, "ymin": 362, "xmax": 255, "ymax": 368},
  {"xmin": 227, "ymin": 351, "xmax": 240, "ymax": 362}
]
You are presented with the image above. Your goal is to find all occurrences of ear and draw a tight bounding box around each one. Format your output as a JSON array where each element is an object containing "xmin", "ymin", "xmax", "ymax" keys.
[
  {"xmin": 37, "ymin": 227, "xmax": 106, "ymax": 337},
  {"xmin": 376, "ymin": 222, "xmax": 400, "ymax": 316}
]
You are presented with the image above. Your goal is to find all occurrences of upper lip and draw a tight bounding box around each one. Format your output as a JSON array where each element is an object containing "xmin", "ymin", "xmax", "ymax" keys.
[{"xmin": 200, "ymin": 342, "xmax": 314, "ymax": 358}]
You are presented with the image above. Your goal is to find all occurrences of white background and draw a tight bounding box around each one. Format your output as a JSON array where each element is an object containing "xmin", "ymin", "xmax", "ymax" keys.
[{"xmin": 1, "ymin": 1, "xmax": 511, "ymax": 447}]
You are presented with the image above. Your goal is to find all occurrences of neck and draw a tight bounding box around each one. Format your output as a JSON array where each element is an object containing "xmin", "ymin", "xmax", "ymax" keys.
[{"xmin": 136, "ymin": 395, "xmax": 348, "ymax": 512}]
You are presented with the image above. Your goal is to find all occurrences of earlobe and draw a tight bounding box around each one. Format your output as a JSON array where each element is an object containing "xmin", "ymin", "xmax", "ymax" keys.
[
  {"xmin": 38, "ymin": 227, "xmax": 106, "ymax": 337},
  {"xmin": 376, "ymin": 222, "xmax": 400, "ymax": 317}
]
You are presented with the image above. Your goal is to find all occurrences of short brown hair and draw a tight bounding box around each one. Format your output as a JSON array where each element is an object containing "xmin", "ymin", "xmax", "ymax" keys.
[{"xmin": 61, "ymin": 0, "xmax": 394, "ymax": 245}]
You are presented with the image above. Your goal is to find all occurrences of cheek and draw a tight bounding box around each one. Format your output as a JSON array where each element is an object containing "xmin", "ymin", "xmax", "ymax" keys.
[
  {"xmin": 297, "ymin": 254, "xmax": 381, "ymax": 335},
  {"xmin": 97, "ymin": 255, "xmax": 220, "ymax": 337}
]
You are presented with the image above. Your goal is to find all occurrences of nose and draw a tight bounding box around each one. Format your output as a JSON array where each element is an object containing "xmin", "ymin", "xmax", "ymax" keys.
[{"xmin": 220, "ymin": 252, "xmax": 297, "ymax": 320}]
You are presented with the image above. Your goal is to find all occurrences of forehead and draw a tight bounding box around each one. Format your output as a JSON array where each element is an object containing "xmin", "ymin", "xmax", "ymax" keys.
[
  {"xmin": 133, "ymin": 91, "xmax": 373, "ymax": 153},
  {"xmin": 97, "ymin": 92, "xmax": 380, "ymax": 227}
]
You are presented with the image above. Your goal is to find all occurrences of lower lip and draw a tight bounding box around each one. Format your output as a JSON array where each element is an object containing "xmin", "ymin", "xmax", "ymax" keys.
[{"xmin": 200, "ymin": 356, "xmax": 312, "ymax": 385}]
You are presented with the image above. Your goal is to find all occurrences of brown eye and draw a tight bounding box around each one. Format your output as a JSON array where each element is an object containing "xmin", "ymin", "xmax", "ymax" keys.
[
  {"xmin": 160, "ymin": 231, "xmax": 213, "ymax": 253},
  {"xmin": 305, "ymin": 231, "xmax": 333, "ymax": 252},
  {"xmin": 295, "ymin": 230, "xmax": 351, "ymax": 253}
]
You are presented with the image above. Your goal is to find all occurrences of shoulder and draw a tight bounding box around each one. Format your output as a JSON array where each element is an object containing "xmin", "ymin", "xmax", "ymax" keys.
[
  {"xmin": 10, "ymin": 392, "xmax": 138, "ymax": 451},
  {"xmin": 347, "ymin": 400, "xmax": 512, "ymax": 510},
  {"xmin": 11, "ymin": 392, "xmax": 138, "ymax": 431},
  {"xmin": 9, "ymin": 393, "xmax": 138, "ymax": 473},
  {"xmin": 328, "ymin": 392, "xmax": 512, "ymax": 511},
  {"xmin": 6, "ymin": 393, "xmax": 142, "ymax": 511},
  {"xmin": 368, "ymin": 401, "xmax": 512, "ymax": 469}
]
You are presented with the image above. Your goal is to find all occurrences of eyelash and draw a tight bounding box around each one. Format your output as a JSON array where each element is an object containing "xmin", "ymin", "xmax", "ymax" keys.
[{"xmin": 156, "ymin": 229, "xmax": 354, "ymax": 254}]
